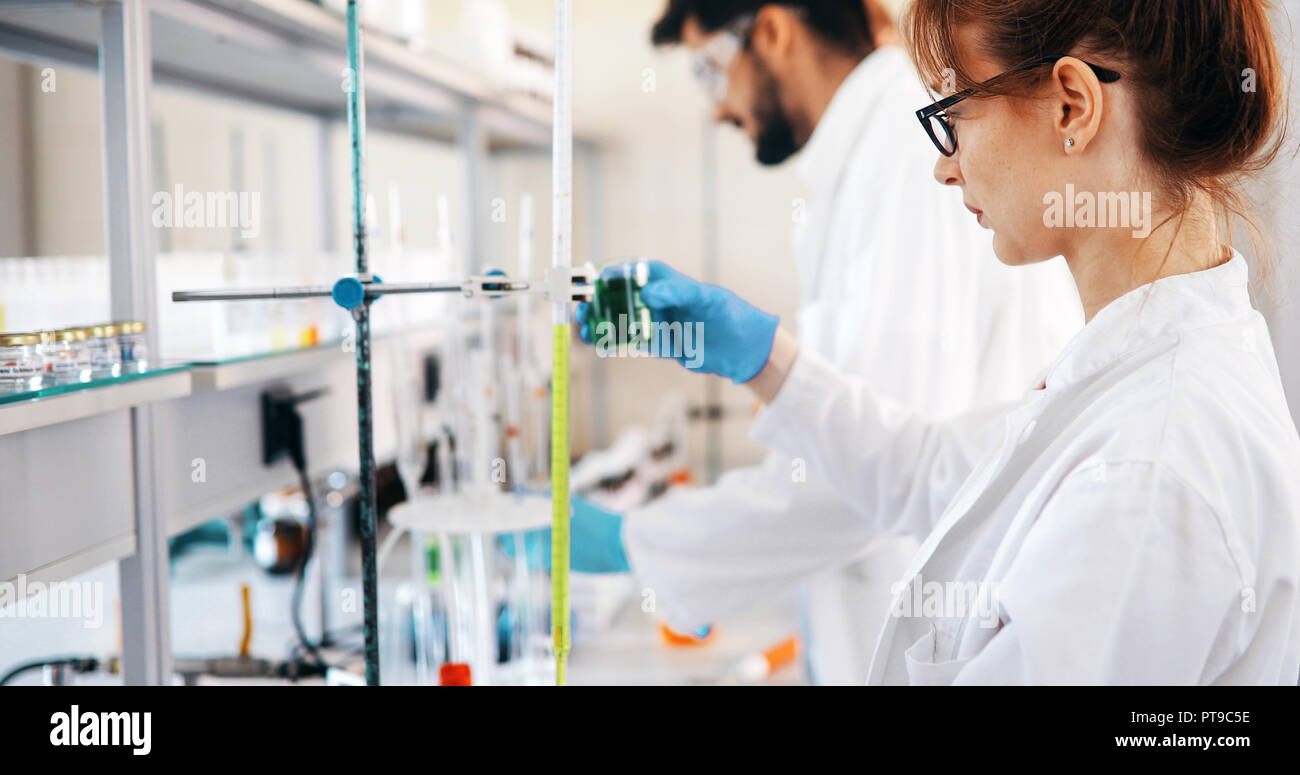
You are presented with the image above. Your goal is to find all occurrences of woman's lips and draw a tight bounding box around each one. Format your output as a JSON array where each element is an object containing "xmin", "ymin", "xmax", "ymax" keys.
[{"xmin": 965, "ymin": 204, "xmax": 985, "ymax": 227}]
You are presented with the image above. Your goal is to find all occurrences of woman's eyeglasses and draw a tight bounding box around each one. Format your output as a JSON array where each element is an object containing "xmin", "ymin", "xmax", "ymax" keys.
[{"xmin": 916, "ymin": 55, "xmax": 1122, "ymax": 157}]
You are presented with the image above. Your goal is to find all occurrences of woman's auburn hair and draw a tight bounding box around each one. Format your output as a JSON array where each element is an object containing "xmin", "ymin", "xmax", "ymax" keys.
[{"xmin": 902, "ymin": 0, "xmax": 1287, "ymax": 258}]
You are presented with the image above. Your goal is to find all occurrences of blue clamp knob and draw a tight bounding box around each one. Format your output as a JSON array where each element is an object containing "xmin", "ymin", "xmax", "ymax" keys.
[
  {"xmin": 331, "ymin": 275, "xmax": 382, "ymax": 310},
  {"xmin": 483, "ymin": 267, "xmax": 507, "ymax": 299}
]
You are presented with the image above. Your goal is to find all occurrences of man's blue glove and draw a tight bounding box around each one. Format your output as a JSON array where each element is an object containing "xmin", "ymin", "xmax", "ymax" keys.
[
  {"xmin": 576, "ymin": 261, "xmax": 779, "ymax": 384},
  {"xmin": 502, "ymin": 496, "xmax": 630, "ymax": 574}
]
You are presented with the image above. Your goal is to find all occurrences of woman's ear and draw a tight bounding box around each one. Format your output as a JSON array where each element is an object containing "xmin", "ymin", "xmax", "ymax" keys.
[{"xmin": 1051, "ymin": 57, "xmax": 1105, "ymax": 154}]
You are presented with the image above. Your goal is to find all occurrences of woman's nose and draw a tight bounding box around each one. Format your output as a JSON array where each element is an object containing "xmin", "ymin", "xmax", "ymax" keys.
[{"xmin": 934, "ymin": 153, "xmax": 962, "ymax": 186}]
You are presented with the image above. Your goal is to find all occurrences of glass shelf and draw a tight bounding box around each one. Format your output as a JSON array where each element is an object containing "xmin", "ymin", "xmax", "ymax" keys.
[
  {"xmin": 0, "ymin": 324, "xmax": 444, "ymax": 412},
  {"xmin": 186, "ymin": 339, "xmax": 347, "ymax": 368},
  {"xmin": 0, "ymin": 364, "xmax": 192, "ymax": 407}
]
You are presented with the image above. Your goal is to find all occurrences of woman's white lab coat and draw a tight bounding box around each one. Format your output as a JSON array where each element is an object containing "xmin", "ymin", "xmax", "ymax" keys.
[
  {"xmin": 623, "ymin": 46, "xmax": 1082, "ymax": 684},
  {"xmin": 750, "ymin": 255, "xmax": 1300, "ymax": 684}
]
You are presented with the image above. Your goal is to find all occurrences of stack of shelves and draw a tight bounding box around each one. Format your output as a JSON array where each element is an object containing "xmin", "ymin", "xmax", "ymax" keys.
[{"xmin": 0, "ymin": 0, "xmax": 601, "ymax": 684}]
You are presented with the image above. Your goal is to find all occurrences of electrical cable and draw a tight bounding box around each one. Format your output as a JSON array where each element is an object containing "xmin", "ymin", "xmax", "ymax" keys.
[
  {"xmin": 0, "ymin": 656, "xmax": 99, "ymax": 686},
  {"xmin": 291, "ymin": 464, "xmax": 327, "ymax": 669}
]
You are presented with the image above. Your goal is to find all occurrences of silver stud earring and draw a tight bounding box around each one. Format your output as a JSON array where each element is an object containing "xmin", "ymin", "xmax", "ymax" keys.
[{"xmin": 1065, "ymin": 138, "xmax": 1076, "ymax": 149}]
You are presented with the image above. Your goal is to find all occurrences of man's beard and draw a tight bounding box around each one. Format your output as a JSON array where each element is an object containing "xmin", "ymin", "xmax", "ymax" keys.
[{"xmin": 751, "ymin": 60, "xmax": 800, "ymax": 166}]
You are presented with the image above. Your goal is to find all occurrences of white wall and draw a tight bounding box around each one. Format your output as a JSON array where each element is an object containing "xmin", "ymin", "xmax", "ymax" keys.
[
  {"xmin": 0, "ymin": 61, "xmax": 31, "ymax": 258},
  {"xmin": 26, "ymin": 62, "xmax": 105, "ymax": 256}
]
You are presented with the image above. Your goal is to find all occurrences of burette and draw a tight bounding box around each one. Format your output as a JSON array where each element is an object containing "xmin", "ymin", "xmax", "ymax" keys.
[
  {"xmin": 550, "ymin": 0, "xmax": 574, "ymax": 686},
  {"xmin": 170, "ymin": 0, "xmax": 589, "ymax": 686}
]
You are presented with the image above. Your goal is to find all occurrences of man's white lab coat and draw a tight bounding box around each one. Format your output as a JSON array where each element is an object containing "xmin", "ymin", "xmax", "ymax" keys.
[
  {"xmin": 623, "ymin": 46, "xmax": 1083, "ymax": 683},
  {"xmin": 749, "ymin": 255, "xmax": 1300, "ymax": 684}
]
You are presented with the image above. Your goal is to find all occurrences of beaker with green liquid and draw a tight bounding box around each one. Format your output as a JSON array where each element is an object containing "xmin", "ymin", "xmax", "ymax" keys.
[{"xmin": 590, "ymin": 261, "xmax": 654, "ymax": 350}]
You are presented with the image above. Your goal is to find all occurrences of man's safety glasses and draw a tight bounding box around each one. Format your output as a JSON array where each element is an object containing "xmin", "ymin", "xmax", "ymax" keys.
[
  {"xmin": 690, "ymin": 14, "xmax": 756, "ymax": 104},
  {"xmin": 916, "ymin": 55, "xmax": 1122, "ymax": 157}
]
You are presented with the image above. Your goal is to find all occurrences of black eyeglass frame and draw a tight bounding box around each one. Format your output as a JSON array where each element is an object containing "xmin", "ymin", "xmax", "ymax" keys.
[{"xmin": 915, "ymin": 55, "xmax": 1123, "ymax": 157}]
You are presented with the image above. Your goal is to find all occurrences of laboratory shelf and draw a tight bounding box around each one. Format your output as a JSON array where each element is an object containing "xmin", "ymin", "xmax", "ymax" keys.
[
  {"xmin": 188, "ymin": 343, "xmax": 352, "ymax": 392},
  {"xmin": 186, "ymin": 324, "xmax": 445, "ymax": 391},
  {"xmin": 0, "ymin": 365, "xmax": 191, "ymax": 436},
  {"xmin": 0, "ymin": 0, "xmax": 598, "ymax": 150},
  {"xmin": 11, "ymin": 533, "xmax": 139, "ymax": 589}
]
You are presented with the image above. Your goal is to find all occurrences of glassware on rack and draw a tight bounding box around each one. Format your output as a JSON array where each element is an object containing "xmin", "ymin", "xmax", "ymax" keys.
[
  {"xmin": 389, "ymin": 337, "xmax": 451, "ymax": 684},
  {"xmin": 40, "ymin": 328, "xmax": 92, "ymax": 385},
  {"xmin": 114, "ymin": 320, "xmax": 149, "ymax": 374},
  {"xmin": 0, "ymin": 333, "xmax": 44, "ymax": 394},
  {"xmin": 85, "ymin": 324, "xmax": 123, "ymax": 379}
]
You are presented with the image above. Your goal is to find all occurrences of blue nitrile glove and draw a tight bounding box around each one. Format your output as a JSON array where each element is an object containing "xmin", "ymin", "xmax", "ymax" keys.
[
  {"xmin": 578, "ymin": 261, "xmax": 779, "ymax": 384},
  {"xmin": 640, "ymin": 262, "xmax": 780, "ymax": 383},
  {"xmin": 501, "ymin": 496, "xmax": 630, "ymax": 574}
]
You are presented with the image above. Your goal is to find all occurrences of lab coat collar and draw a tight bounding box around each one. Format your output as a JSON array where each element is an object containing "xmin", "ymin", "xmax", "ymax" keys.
[
  {"xmin": 1042, "ymin": 252, "xmax": 1251, "ymax": 390},
  {"xmin": 796, "ymin": 46, "xmax": 909, "ymax": 195}
]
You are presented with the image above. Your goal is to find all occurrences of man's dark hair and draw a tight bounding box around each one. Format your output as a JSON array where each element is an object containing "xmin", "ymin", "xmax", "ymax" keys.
[{"xmin": 651, "ymin": 0, "xmax": 874, "ymax": 57}]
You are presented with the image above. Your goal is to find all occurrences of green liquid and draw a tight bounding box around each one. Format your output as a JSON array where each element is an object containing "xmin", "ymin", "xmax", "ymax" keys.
[{"xmin": 592, "ymin": 274, "xmax": 654, "ymax": 349}]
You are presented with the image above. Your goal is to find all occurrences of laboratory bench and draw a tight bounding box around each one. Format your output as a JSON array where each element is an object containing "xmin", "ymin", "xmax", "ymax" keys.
[{"xmin": 158, "ymin": 537, "xmax": 807, "ymax": 687}]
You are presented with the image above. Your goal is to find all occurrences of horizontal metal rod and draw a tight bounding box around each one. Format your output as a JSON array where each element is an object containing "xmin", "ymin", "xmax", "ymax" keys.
[
  {"xmin": 382, "ymin": 281, "xmax": 523, "ymax": 295},
  {"xmin": 172, "ymin": 286, "xmax": 337, "ymax": 302},
  {"xmin": 171, "ymin": 280, "xmax": 527, "ymax": 303}
]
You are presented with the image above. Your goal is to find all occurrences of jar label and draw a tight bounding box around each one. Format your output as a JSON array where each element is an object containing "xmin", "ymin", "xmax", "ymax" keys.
[
  {"xmin": 0, "ymin": 359, "xmax": 42, "ymax": 378},
  {"xmin": 48, "ymin": 352, "xmax": 91, "ymax": 374}
]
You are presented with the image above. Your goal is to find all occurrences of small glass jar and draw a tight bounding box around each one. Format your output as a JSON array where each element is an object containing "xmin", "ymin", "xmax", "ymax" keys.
[
  {"xmin": 40, "ymin": 328, "xmax": 92, "ymax": 385},
  {"xmin": 590, "ymin": 260, "xmax": 654, "ymax": 350},
  {"xmin": 86, "ymin": 323, "xmax": 123, "ymax": 379},
  {"xmin": 115, "ymin": 320, "xmax": 149, "ymax": 374},
  {"xmin": 0, "ymin": 332, "xmax": 45, "ymax": 394}
]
